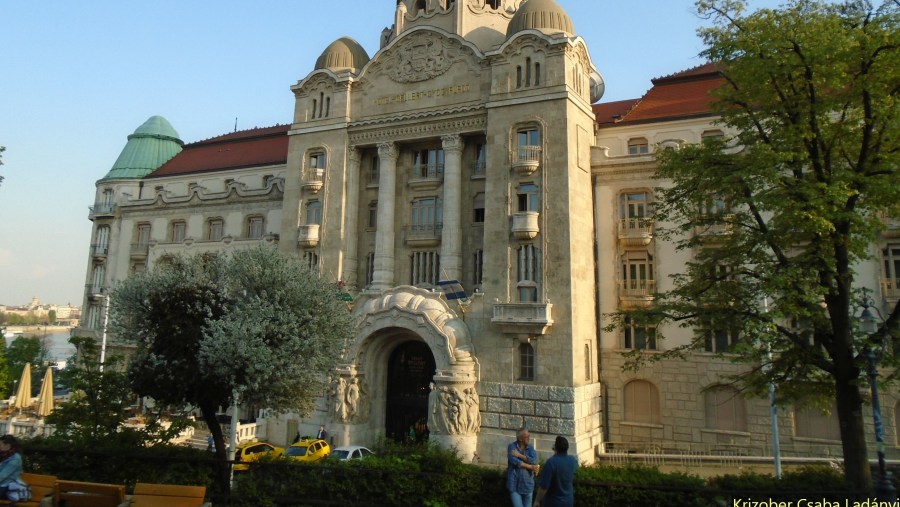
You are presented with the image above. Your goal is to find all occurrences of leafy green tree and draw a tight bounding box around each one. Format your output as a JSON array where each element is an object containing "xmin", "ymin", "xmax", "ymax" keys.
[
  {"xmin": 109, "ymin": 247, "xmax": 352, "ymax": 469},
  {"xmin": 607, "ymin": 0, "xmax": 899, "ymax": 491},
  {"xmin": 47, "ymin": 310, "xmax": 56, "ymax": 324},
  {"xmin": 0, "ymin": 145, "xmax": 5, "ymax": 187},
  {"xmin": 47, "ymin": 336, "xmax": 186, "ymax": 446},
  {"xmin": 5, "ymin": 335, "xmax": 49, "ymax": 395}
]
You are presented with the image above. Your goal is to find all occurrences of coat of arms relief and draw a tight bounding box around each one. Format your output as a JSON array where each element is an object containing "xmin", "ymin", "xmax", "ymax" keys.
[{"xmin": 389, "ymin": 33, "xmax": 459, "ymax": 83}]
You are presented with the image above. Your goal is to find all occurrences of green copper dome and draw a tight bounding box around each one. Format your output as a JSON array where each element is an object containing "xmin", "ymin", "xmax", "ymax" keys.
[{"xmin": 101, "ymin": 116, "xmax": 183, "ymax": 180}]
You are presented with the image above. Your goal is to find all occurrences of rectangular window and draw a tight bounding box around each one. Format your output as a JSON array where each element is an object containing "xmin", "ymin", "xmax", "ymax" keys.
[
  {"xmin": 627, "ymin": 137, "xmax": 649, "ymax": 155},
  {"xmin": 518, "ymin": 343, "xmax": 535, "ymax": 381},
  {"xmin": 883, "ymin": 244, "xmax": 900, "ymax": 299},
  {"xmin": 136, "ymin": 223, "xmax": 151, "ymax": 246},
  {"xmin": 413, "ymin": 148, "xmax": 444, "ymax": 178},
  {"xmin": 517, "ymin": 244, "xmax": 540, "ymax": 302},
  {"xmin": 410, "ymin": 251, "xmax": 440, "ymax": 287},
  {"xmin": 306, "ymin": 201, "xmax": 323, "ymax": 225},
  {"xmin": 624, "ymin": 317, "xmax": 657, "ymax": 350},
  {"xmin": 207, "ymin": 219, "xmax": 224, "ymax": 241},
  {"xmin": 702, "ymin": 318, "xmax": 741, "ymax": 353},
  {"xmin": 411, "ymin": 197, "xmax": 442, "ymax": 234},
  {"xmin": 310, "ymin": 152, "xmax": 327, "ymax": 170},
  {"xmin": 304, "ymin": 251, "xmax": 319, "ymax": 269},
  {"xmin": 368, "ymin": 156, "xmax": 380, "ymax": 185},
  {"xmin": 473, "ymin": 193, "xmax": 485, "ymax": 223},
  {"xmin": 517, "ymin": 183, "xmax": 540, "ymax": 212},
  {"xmin": 367, "ymin": 201, "xmax": 378, "ymax": 229},
  {"xmin": 247, "ymin": 216, "xmax": 264, "ymax": 239},
  {"xmin": 619, "ymin": 191, "xmax": 653, "ymax": 222},
  {"xmin": 171, "ymin": 221, "xmax": 186, "ymax": 243},
  {"xmin": 621, "ymin": 251, "xmax": 654, "ymax": 295},
  {"xmin": 516, "ymin": 128, "xmax": 541, "ymax": 164},
  {"xmin": 472, "ymin": 249, "xmax": 484, "ymax": 289},
  {"xmin": 473, "ymin": 143, "xmax": 486, "ymax": 176},
  {"xmin": 365, "ymin": 252, "xmax": 376, "ymax": 287}
]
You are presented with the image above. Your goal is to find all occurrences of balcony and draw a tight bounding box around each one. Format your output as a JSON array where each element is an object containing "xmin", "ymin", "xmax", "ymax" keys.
[
  {"xmin": 408, "ymin": 164, "xmax": 443, "ymax": 191},
  {"xmin": 88, "ymin": 203, "xmax": 115, "ymax": 220},
  {"xmin": 298, "ymin": 224, "xmax": 320, "ymax": 248},
  {"xmin": 492, "ymin": 303, "xmax": 553, "ymax": 336},
  {"xmin": 511, "ymin": 211, "xmax": 540, "ymax": 240},
  {"xmin": 406, "ymin": 223, "xmax": 442, "ymax": 247},
  {"xmin": 511, "ymin": 145, "xmax": 541, "ymax": 176},
  {"xmin": 695, "ymin": 214, "xmax": 734, "ymax": 242},
  {"xmin": 90, "ymin": 244, "xmax": 109, "ymax": 259},
  {"xmin": 882, "ymin": 278, "xmax": 900, "ymax": 301},
  {"xmin": 85, "ymin": 284, "xmax": 106, "ymax": 300},
  {"xmin": 130, "ymin": 242, "xmax": 150, "ymax": 258},
  {"xmin": 618, "ymin": 218, "xmax": 654, "ymax": 246},
  {"xmin": 302, "ymin": 168, "xmax": 325, "ymax": 193},
  {"xmin": 618, "ymin": 279, "xmax": 656, "ymax": 308}
]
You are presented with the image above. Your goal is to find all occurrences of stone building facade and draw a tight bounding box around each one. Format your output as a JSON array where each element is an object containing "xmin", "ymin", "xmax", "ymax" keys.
[{"xmin": 77, "ymin": 0, "xmax": 898, "ymax": 466}]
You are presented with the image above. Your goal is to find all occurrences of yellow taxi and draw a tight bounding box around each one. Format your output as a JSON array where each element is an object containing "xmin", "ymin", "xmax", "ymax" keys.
[
  {"xmin": 285, "ymin": 438, "xmax": 331, "ymax": 462},
  {"xmin": 233, "ymin": 441, "xmax": 285, "ymax": 472}
]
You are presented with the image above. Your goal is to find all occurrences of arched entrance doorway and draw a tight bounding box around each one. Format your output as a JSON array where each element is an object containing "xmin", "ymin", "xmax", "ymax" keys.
[{"xmin": 385, "ymin": 341, "xmax": 436, "ymax": 442}]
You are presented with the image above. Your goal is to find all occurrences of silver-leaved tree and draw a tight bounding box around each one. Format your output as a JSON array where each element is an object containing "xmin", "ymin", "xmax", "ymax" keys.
[{"xmin": 110, "ymin": 246, "xmax": 352, "ymax": 481}]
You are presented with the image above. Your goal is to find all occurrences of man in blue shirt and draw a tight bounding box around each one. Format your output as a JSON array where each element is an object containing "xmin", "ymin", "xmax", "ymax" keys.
[
  {"xmin": 507, "ymin": 427, "xmax": 539, "ymax": 507},
  {"xmin": 533, "ymin": 435, "xmax": 577, "ymax": 507}
]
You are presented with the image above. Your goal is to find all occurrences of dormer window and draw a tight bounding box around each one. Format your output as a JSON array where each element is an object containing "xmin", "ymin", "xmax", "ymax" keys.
[{"xmin": 628, "ymin": 137, "xmax": 649, "ymax": 155}]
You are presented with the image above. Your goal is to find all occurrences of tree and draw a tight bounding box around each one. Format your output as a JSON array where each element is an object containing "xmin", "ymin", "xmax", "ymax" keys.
[
  {"xmin": 109, "ymin": 247, "xmax": 352, "ymax": 470},
  {"xmin": 0, "ymin": 145, "xmax": 5, "ymax": 188},
  {"xmin": 607, "ymin": 0, "xmax": 899, "ymax": 491},
  {"xmin": 46, "ymin": 336, "xmax": 184, "ymax": 446},
  {"xmin": 5, "ymin": 335, "xmax": 48, "ymax": 395}
]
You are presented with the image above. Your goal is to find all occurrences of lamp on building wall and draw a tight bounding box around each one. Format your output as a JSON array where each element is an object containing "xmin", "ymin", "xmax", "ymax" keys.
[{"xmin": 858, "ymin": 294, "xmax": 896, "ymax": 501}]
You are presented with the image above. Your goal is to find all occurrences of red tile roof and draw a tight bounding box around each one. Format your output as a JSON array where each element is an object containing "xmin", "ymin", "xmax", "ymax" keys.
[
  {"xmin": 147, "ymin": 124, "xmax": 289, "ymax": 178},
  {"xmin": 596, "ymin": 63, "xmax": 724, "ymax": 126}
]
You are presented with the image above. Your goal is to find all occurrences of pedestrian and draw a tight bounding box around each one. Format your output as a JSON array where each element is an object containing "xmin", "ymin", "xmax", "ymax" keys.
[
  {"xmin": 316, "ymin": 425, "xmax": 328, "ymax": 441},
  {"xmin": 507, "ymin": 427, "xmax": 539, "ymax": 507},
  {"xmin": 0, "ymin": 435, "xmax": 23, "ymax": 500},
  {"xmin": 533, "ymin": 435, "xmax": 578, "ymax": 507},
  {"xmin": 207, "ymin": 434, "xmax": 214, "ymax": 452}
]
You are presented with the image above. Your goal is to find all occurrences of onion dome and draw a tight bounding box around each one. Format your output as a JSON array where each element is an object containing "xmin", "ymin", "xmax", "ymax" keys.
[
  {"xmin": 101, "ymin": 116, "xmax": 183, "ymax": 180},
  {"xmin": 314, "ymin": 37, "xmax": 370, "ymax": 72},
  {"xmin": 506, "ymin": 0, "xmax": 575, "ymax": 39}
]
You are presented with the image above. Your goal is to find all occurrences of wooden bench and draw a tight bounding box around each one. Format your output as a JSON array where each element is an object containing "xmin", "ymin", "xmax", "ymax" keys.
[
  {"xmin": 0, "ymin": 472, "xmax": 56, "ymax": 507},
  {"xmin": 124, "ymin": 483, "xmax": 207, "ymax": 507},
  {"xmin": 54, "ymin": 480, "xmax": 125, "ymax": 507}
]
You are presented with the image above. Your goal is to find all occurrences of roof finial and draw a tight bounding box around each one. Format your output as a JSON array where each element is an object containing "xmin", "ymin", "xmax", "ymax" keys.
[{"xmin": 234, "ymin": 117, "xmax": 238, "ymax": 132}]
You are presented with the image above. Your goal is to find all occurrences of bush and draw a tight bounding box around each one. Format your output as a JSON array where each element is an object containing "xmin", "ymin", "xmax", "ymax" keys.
[
  {"xmin": 708, "ymin": 465, "xmax": 860, "ymax": 502},
  {"xmin": 574, "ymin": 464, "xmax": 711, "ymax": 507}
]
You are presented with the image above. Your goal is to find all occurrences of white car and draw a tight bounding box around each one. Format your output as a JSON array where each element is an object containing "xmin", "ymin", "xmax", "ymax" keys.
[{"xmin": 328, "ymin": 445, "xmax": 374, "ymax": 461}]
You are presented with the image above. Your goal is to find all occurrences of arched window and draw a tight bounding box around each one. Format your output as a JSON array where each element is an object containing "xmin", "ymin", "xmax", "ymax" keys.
[
  {"xmin": 704, "ymin": 386, "xmax": 747, "ymax": 431},
  {"xmin": 518, "ymin": 343, "xmax": 535, "ymax": 381},
  {"xmin": 624, "ymin": 380, "xmax": 660, "ymax": 424}
]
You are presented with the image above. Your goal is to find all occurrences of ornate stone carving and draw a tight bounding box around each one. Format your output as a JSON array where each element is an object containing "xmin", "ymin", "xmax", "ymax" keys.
[
  {"xmin": 390, "ymin": 33, "xmax": 454, "ymax": 83},
  {"xmin": 428, "ymin": 381, "xmax": 481, "ymax": 436},
  {"xmin": 331, "ymin": 375, "xmax": 370, "ymax": 424}
]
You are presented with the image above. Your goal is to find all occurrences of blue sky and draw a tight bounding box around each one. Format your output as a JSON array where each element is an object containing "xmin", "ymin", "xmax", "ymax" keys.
[{"xmin": 0, "ymin": 0, "xmax": 782, "ymax": 306}]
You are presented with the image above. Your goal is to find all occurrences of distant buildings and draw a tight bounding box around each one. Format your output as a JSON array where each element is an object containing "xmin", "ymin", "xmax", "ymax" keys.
[{"xmin": 0, "ymin": 298, "xmax": 80, "ymax": 326}]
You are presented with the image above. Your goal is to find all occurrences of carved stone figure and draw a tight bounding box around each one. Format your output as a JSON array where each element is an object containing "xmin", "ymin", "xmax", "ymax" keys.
[
  {"xmin": 333, "ymin": 377, "xmax": 347, "ymax": 421},
  {"xmin": 346, "ymin": 377, "xmax": 361, "ymax": 418}
]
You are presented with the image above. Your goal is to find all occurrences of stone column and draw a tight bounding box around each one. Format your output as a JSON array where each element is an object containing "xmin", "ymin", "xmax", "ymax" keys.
[
  {"xmin": 372, "ymin": 142, "xmax": 398, "ymax": 290},
  {"xmin": 343, "ymin": 147, "xmax": 361, "ymax": 290},
  {"xmin": 440, "ymin": 134, "xmax": 463, "ymax": 281}
]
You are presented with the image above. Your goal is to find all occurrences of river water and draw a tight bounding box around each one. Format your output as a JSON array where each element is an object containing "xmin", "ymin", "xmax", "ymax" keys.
[{"xmin": 2, "ymin": 328, "xmax": 77, "ymax": 364}]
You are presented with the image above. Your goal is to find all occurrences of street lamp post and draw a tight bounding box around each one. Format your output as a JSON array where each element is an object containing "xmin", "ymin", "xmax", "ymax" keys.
[{"xmin": 859, "ymin": 298, "xmax": 896, "ymax": 501}]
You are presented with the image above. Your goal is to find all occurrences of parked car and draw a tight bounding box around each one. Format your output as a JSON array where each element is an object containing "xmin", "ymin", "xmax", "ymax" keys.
[
  {"xmin": 286, "ymin": 438, "xmax": 331, "ymax": 462},
  {"xmin": 328, "ymin": 445, "xmax": 374, "ymax": 461},
  {"xmin": 233, "ymin": 441, "xmax": 284, "ymax": 472}
]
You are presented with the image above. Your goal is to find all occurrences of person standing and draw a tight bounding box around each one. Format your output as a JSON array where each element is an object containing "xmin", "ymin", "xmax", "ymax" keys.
[
  {"xmin": 206, "ymin": 433, "xmax": 214, "ymax": 452},
  {"xmin": 316, "ymin": 425, "xmax": 328, "ymax": 441},
  {"xmin": 0, "ymin": 435, "xmax": 23, "ymax": 500},
  {"xmin": 533, "ymin": 436, "xmax": 578, "ymax": 507},
  {"xmin": 507, "ymin": 427, "xmax": 539, "ymax": 507}
]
